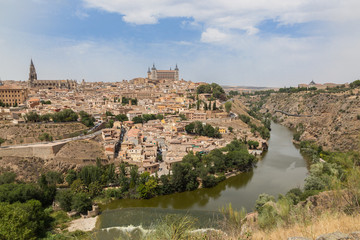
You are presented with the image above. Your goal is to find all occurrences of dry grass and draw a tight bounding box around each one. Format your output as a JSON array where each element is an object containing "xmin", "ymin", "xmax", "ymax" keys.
[{"xmin": 251, "ymin": 212, "xmax": 360, "ymax": 240}]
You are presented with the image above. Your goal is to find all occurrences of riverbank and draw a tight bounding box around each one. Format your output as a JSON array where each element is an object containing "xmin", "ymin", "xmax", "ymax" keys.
[
  {"xmin": 96, "ymin": 123, "xmax": 309, "ymax": 240},
  {"xmin": 68, "ymin": 216, "xmax": 98, "ymax": 232}
]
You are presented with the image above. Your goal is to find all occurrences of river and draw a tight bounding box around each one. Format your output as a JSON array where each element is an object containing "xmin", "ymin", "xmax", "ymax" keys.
[{"xmin": 95, "ymin": 123, "xmax": 308, "ymax": 239}]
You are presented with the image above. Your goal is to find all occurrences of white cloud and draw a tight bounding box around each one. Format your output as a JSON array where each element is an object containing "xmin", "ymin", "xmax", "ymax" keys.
[
  {"xmin": 201, "ymin": 28, "xmax": 230, "ymax": 43},
  {"xmin": 82, "ymin": 0, "xmax": 360, "ymax": 42}
]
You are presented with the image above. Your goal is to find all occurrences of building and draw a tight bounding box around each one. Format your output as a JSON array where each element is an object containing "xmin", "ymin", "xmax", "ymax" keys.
[
  {"xmin": 147, "ymin": 64, "xmax": 179, "ymax": 81},
  {"xmin": 0, "ymin": 85, "xmax": 28, "ymax": 106},
  {"xmin": 28, "ymin": 60, "xmax": 77, "ymax": 89}
]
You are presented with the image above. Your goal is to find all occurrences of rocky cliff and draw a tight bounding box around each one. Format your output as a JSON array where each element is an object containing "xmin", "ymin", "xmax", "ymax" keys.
[{"xmin": 262, "ymin": 89, "xmax": 360, "ymax": 151}]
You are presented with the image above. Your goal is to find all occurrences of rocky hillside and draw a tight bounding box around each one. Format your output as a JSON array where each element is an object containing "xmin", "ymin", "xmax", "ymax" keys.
[
  {"xmin": 0, "ymin": 122, "xmax": 88, "ymax": 146},
  {"xmin": 262, "ymin": 89, "xmax": 360, "ymax": 151},
  {"xmin": 0, "ymin": 139, "xmax": 106, "ymax": 182}
]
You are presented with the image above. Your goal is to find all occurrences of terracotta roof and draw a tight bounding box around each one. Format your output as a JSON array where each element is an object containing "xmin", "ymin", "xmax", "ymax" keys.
[
  {"xmin": 0, "ymin": 85, "xmax": 25, "ymax": 90},
  {"xmin": 127, "ymin": 128, "xmax": 140, "ymax": 138}
]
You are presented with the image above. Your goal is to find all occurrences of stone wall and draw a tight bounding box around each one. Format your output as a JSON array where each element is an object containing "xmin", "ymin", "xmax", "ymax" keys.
[{"xmin": 0, "ymin": 142, "xmax": 67, "ymax": 159}]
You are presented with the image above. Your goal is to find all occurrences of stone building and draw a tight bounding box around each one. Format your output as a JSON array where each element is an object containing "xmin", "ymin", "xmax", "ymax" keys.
[
  {"xmin": 28, "ymin": 60, "xmax": 77, "ymax": 89},
  {"xmin": 147, "ymin": 64, "xmax": 179, "ymax": 81},
  {"xmin": 0, "ymin": 85, "xmax": 28, "ymax": 106}
]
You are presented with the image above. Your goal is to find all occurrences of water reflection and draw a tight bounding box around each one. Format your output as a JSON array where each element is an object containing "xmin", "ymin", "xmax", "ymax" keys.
[
  {"xmin": 99, "ymin": 123, "xmax": 309, "ymax": 232},
  {"xmin": 101, "ymin": 170, "xmax": 255, "ymax": 211}
]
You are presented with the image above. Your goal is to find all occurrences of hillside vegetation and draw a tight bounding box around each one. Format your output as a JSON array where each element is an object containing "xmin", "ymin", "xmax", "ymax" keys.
[{"xmin": 0, "ymin": 122, "xmax": 88, "ymax": 146}]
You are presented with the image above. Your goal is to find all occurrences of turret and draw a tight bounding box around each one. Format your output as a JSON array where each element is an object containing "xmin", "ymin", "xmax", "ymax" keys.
[{"xmin": 147, "ymin": 67, "xmax": 151, "ymax": 79}]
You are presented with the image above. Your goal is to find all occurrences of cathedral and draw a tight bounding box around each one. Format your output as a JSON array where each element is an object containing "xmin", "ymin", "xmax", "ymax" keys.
[
  {"xmin": 28, "ymin": 60, "xmax": 77, "ymax": 89},
  {"xmin": 147, "ymin": 64, "xmax": 179, "ymax": 81}
]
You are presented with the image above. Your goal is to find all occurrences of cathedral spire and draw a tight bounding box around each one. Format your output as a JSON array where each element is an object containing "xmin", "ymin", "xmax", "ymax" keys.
[{"xmin": 29, "ymin": 59, "xmax": 37, "ymax": 82}]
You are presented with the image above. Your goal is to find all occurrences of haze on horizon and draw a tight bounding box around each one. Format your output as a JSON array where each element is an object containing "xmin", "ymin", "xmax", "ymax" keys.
[{"xmin": 0, "ymin": 0, "xmax": 359, "ymax": 87}]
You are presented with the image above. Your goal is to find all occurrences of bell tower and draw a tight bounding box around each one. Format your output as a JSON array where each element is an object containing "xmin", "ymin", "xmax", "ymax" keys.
[{"xmin": 28, "ymin": 59, "xmax": 37, "ymax": 87}]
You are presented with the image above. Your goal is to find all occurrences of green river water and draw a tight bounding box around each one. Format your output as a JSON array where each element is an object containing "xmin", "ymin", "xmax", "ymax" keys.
[{"xmin": 95, "ymin": 123, "xmax": 309, "ymax": 239}]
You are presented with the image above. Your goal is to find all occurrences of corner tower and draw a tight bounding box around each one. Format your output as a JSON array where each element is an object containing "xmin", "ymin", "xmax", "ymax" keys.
[
  {"xmin": 150, "ymin": 63, "xmax": 157, "ymax": 80},
  {"xmin": 174, "ymin": 64, "xmax": 179, "ymax": 81}
]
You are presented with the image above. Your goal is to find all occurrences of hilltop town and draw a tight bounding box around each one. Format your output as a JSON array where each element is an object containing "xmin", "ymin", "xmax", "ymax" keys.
[{"xmin": 0, "ymin": 60, "xmax": 268, "ymax": 180}]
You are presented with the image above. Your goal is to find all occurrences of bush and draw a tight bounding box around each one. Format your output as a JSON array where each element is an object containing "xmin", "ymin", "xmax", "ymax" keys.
[
  {"xmin": 0, "ymin": 172, "xmax": 16, "ymax": 184},
  {"xmin": 255, "ymin": 193, "xmax": 275, "ymax": 213},
  {"xmin": 39, "ymin": 133, "xmax": 53, "ymax": 141},
  {"xmin": 71, "ymin": 193, "xmax": 92, "ymax": 214}
]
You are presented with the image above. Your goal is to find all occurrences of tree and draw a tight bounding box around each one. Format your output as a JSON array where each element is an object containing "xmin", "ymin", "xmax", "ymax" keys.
[
  {"xmin": 132, "ymin": 116, "xmax": 143, "ymax": 124},
  {"xmin": 37, "ymin": 174, "xmax": 57, "ymax": 206},
  {"xmin": 79, "ymin": 111, "xmax": 95, "ymax": 127},
  {"xmin": 24, "ymin": 112, "xmax": 41, "ymax": 122},
  {"xmin": 55, "ymin": 189, "xmax": 73, "ymax": 211},
  {"xmin": 350, "ymin": 80, "xmax": 360, "ymax": 88},
  {"xmin": 0, "ymin": 183, "xmax": 43, "ymax": 204},
  {"xmin": 229, "ymin": 90, "xmax": 239, "ymax": 96},
  {"xmin": 106, "ymin": 111, "xmax": 114, "ymax": 116},
  {"xmin": 202, "ymin": 175, "xmax": 218, "ymax": 188},
  {"xmin": 213, "ymin": 101, "xmax": 217, "ymax": 110},
  {"xmin": 118, "ymin": 163, "xmax": 129, "ymax": 192},
  {"xmin": 171, "ymin": 163, "xmax": 199, "ymax": 192},
  {"xmin": 45, "ymin": 171, "xmax": 63, "ymax": 185},
  {"xmin": 203, "ymin": 102, "xmax": 208, "ymax": 110},
  {"xmin": 194, "ymin": 121, "xmax": 204, "ymax": 135},
  {"xmin": 71, "ymin": 193, "xmax": 92, "ymax": 214},
  {"xmin": 225, "ymin": 102, "xmax": 232, "ymax": 113},
  {"xmin": 228, "ymin": 126, "xmax": 234, "ymax": 133},
  {"xmin": 247, "ymin": 140, "xmax": 259, "ymax": 149},
  {"xmin": 130, "ymin": 165, "xmax": 139, "ymax": 188},
  {"xmin": 0, "ymin": 200, "xmax": 49, "ymax": 240},
  {"xmin": 156, "ymin": 114, "xmax": 164, "ymax": 120},
  {"xmin": 70, "ymin": 179, "xmax": 86, "ymax": 193},
  {"xmin": 88, "ymin": 181, "xmax": 103, "ymax": 197},
  {"xmin": 78, "ymin": 165, "xmax": 102, "ymax": 186},
  {"xmin": 40, "ymin": 114, "xmax": 51, "ymax": 122},
  {"xmin": 115, "ymin": 114, "xmax": 128, "ymax": 122},
  {"xmin": 0, "ymin": 138, "xmax": 5, "ymax": 146},
  {"xmin": 52, "ymin": 109, "xmax": 78, "ymax": 123},
  {"xmin": 159, "ymin": 175, "xmax": 174, "ymax": 195},
  {"xmin": 131, "ymin": 98, "xmax": 138, "ymax": 105},
  {"xmin": 185, "ymin": 122, "xmax": 195, "ymax": 134},
  {"xmin": 65, "ymin": 170, "xmax": 77, "ymax": 185},
  {"xmin": 137, "ymin": 177, "xmax": 158, "ymax": 199},
  {"xmin": 122, "ymin": 97, "xmax": 129, "ymax": 105}
]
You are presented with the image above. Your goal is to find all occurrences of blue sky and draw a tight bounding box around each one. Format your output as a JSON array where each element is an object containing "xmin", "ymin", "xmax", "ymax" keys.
[{"xmin": 0, "ymin": 0, "xmax": 359, "ymax": 87}]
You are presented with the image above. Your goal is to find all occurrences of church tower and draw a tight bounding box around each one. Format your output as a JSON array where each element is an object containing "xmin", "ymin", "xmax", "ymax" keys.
[
  {"xmin": 28, "ymin": 59, "xmax": 37, "ymax": 87},
  {"xmin": 174, "ymin": 64, "xmax": 179, "ymax": 81}
]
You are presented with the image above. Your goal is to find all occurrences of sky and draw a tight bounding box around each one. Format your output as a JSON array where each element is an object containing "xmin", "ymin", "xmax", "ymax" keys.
[{"xmin": 0, "ymin": 0, "xmax": 359, "ymax": 87}]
